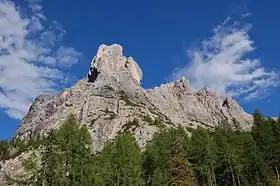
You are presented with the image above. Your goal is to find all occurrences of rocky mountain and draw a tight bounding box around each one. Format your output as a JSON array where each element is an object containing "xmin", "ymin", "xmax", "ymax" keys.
[
  {"xmin": 15, "ymin": 43, "xmax": 253, "ymax": 151},
  {"xmin": 1, "ymin": 44, "xmax": 253, "ymax": 183}
]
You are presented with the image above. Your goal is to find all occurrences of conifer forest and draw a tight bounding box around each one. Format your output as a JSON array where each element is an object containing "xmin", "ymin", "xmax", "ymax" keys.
[{"xmin": 1, "ymin": 110, "xmax": 280, "ymax": 186}]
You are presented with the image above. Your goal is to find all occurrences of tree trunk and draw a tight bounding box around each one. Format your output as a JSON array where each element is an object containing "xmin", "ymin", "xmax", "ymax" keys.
[
  {"xmin": 237, "ymin": 175, "xmax": 241, "ymax": 186},
  {"xmin": 229, "ymin": 161, "xmax": 236, "ymax": 186},
  {"xmin": 275, "ymin": 165, "xmax": 280, "ymax": 181},
  {"xmin": 207, "ymin": 167, "xmax": 212, "ymax": 186},
  {"xmin": 256, "ymin": 170, "xmax": 261, "ymax": 186},
  {"xmin": 211, "ymin": 164, "xmax": 217, "ymax": 186}
]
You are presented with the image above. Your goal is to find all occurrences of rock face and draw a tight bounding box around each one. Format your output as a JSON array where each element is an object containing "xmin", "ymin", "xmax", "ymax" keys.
[{"xmin": 1, "ymin": 43, "xmax": 253, "ymax": 183}]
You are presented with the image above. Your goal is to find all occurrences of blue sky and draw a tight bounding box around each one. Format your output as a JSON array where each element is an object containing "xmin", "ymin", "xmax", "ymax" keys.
[{"xmin": 0, "ymin": 0, "xmax": 280, "ymax": 140}]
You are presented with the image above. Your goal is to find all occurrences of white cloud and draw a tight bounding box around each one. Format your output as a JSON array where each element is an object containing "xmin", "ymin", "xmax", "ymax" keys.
[
  {"xmin": 0, "ymin": 0, "xmax": 82, "ymax": 119},
  {"xmin": 172, "ymin": 16, "xmax": 279, "ymax": 101},
  {"xmin": 56, "ymin": 46, "xmax": 82, "ymax": 67}
]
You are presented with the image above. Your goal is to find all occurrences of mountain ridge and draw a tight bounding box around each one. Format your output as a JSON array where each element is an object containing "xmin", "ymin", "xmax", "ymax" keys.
[{"xmin": 14, "ymin": 43, "xmax": 253, "ymax": 151}]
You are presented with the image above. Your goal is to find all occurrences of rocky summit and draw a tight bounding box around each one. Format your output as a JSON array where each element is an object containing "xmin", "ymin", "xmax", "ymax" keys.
[
  {"xmin": 15, "ymin": 43, "xmax": 253, "ymax": 151},
  {"xmin": 1, "ymin": 44, "xmax": 253, "ymax": 183}
]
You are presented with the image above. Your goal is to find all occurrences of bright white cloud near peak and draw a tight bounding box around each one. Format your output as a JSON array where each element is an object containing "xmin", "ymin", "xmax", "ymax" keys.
[
  {"xmin": 0, "ymin": 0, "xmax": 81, "ymax": 120},
  {"xmin": 172, "ymin": 16, "xmax": 279, "ymax": 101}
]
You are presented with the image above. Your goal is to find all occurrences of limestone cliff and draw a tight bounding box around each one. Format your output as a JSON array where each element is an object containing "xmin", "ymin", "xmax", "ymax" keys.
[{"xmin": 1, "ymin": 43, "xmax": 253, "ymax": 183}]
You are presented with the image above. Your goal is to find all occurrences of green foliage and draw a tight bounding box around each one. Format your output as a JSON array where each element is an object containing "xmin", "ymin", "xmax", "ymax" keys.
[
  {"xmin": 186, "ymin": 126, "xmax": 218, "ymax": 186},
  {"xmin": 122, "ymin": 118, "xmax": 140, "ymax": 132},
  {"xmin": 182, "ymin": 112, "xmax": 278, "ymax": 186},
  {"xmin": 168, "ymin": 135, "xmax": 198, "ymax": 186},
  {"xmin": 0, "ymin": 134, "xmax": 45, "ymax": 161},
  {"xmin": 143, "ymin": 111, "xmax": 280, "ymax": 186},
  {"xmin": 42, "ymin": 114, "xmax": 95, "ymax": 185},
  {"xmin": 251, "ymin": 110, "xmax": 280, "ymax": 184},
  {"xmin": 94, "ymin": 132, "xmax": 143, "ymax": 186},
  {"xmin": 150, "ymin": 117, "xmax": 165, "ymax": 128},
  {"xmin": 142, "ymin": 127, "xmax": 193, "ymax": 185},
  {"xmin": 0, "ymin": 140, "xmax": 10, "ymax": 161},
  {"xmin": 40, "ymin": 129, "xmax": 68, "ymax": 185},
  {"xmin": 22, "ymin": 152, "xmax": 39, "ymax": 172},
  {"xmin": 141, "ymin": 115, "xmax": 154, "ymax": 123},
  {"xmin": 140, "ymin": 115, "xmax": 165, "ymax": 128},
  {"xmin": 24, "ymin": 113, "xmax": 95, "ymax": 186}
]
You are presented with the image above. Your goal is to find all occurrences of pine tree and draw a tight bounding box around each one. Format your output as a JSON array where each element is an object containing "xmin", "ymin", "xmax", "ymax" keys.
[
  {"xmin": 187, "ymin": 126, "xmax": 217, "ymax": 186},
  {"xmin": 40, "ymin": 129, "xmax": 66, "ymax": 186},
  {"xmin": 143, "ymin": 127, "xmax": 198, "ymax": 186},
  {"xmin": 92, "ymin": 142, "xmax": 116, "ymax": 185},
  {"xmin": 142, "ymin": 129, "xmax": 175, "ymax": 185},
  {"xmin": 214, "ymin": 124, "xmax": 239, "ymax": 185},
  {"xmin": 251, "ymin": 110, "xmax": 277, "ymax": 184},
  {"xmin": 168, "ymin": 136, "xmax": 198, "ymax": 186},
  {"xmin": 39, "ymin": 114, "xmax": 95, "ymax": 186},
  {"xmin": 94, "ymin": 131, "xmax": 143, "ymax": 186},
  {"xmin": 237, "ymin": 131, "xmax": 272, "ymax": 186},
  {"xmin": 70, "ymin": 125, "xmax": 95, "ymax": 186},
  {"xmin": 113, "ymin": 132, "xmax": 143, "ymax": 185}
]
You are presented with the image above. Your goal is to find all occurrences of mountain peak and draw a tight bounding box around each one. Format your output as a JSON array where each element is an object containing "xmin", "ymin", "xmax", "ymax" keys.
[{"xmin": 90, "ymin": 43, "xmax": 143, "ymax": 86}]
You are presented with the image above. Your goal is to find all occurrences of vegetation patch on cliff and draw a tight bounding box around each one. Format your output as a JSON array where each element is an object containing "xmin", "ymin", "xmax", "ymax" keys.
[
  {"xmin": 101, "ymin": 108, "xmax": 117, "ymax": 120},
  {"xmin": 121, "ymin": 118, "xmax": 140, "ymax": 132}
]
